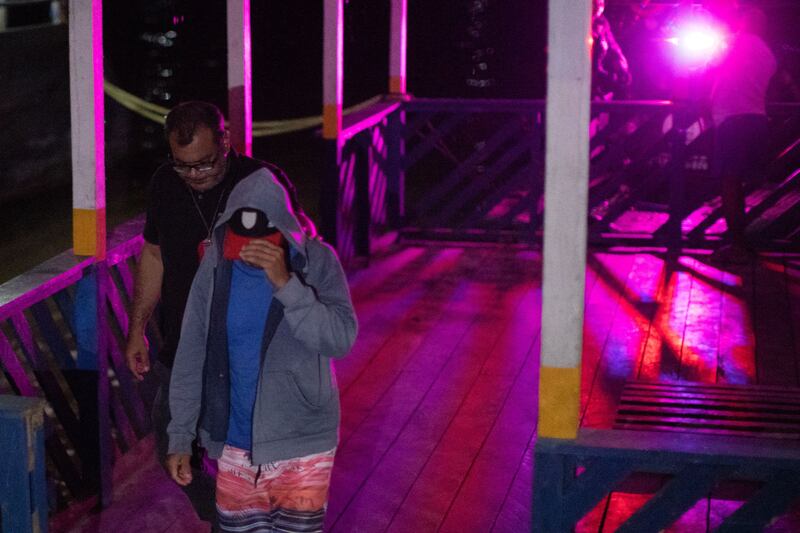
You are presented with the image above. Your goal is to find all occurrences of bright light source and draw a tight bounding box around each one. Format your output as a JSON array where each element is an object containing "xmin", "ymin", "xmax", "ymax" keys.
[{"xmin": 667, "ymin": 24, "xmax": 726, "ymax": 68}]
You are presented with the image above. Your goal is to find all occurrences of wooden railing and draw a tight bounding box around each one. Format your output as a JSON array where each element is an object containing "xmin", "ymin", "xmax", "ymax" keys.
[
  {"xmin": 321, "ymin": 98, "xmax": 800, "ymax": 257},
  {"xmin": 0, "ymin": 216, "xmax": 157, "ymax": 512},
  {"xmin": 321, "ymin": 100, "xmax": 404, "ymax": 264}
]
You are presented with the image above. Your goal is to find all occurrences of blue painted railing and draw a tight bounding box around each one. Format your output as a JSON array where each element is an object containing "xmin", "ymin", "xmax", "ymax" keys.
[{"xmin": 0, "ymin": 216, "xmax": 156, "ymax": 514}]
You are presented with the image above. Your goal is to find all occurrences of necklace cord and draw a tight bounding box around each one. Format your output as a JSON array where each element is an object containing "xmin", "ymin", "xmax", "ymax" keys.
[{"xmin": 188, "ymin": 183, "xmax": 228, "ymax": 243}]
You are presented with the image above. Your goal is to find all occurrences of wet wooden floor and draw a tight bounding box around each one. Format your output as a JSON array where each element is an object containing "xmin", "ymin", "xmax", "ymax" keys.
[{"xmin": 52, "ymin": 242, "xmax": 800, "ymax": 532}]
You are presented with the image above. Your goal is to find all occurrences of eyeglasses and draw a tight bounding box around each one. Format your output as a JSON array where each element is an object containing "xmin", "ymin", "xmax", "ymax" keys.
[{"xmin": 171, "ymin": 151, "xmax": 221, "ymax": 175}]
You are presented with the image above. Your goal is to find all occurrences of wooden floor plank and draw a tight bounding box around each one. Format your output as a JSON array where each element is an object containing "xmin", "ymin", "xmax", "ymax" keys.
[
  {"xmin": 436, "ymin": 339, "xmax": 539, "ymax": 532},
  {"xmin": 754, "ymin": 259, "xmax": 798, "ymax": 386},
  {"xmin": 783, "ymin": 259, "xmax": 800, "ymax": 386},
  {"xmin": 490, "ymin": 436, "xmax": 535, "ymax": 533},
  {"xmin": 678, "ymin": 257, "xmax": 725, "ymax": 383},
  {"xmin": 46, "ymin": 243, "xmax": 800, "ymax": 533},
  {"xmin": 638, "ymin": 258, "xmax": 695, "ymax": 381},
  {"xmin": 326, "ymin": 264, "xmax": 509, "ymax": 528},
  {"xmin": 330, "ymin": 283, "xmax": 534, "ymax": 532},
  {"xmin": 55, "ymin": 436, "xmax": 209, "ymax": 533},
  {"xmin": 717, "ymin": 264, "xmax": 757, "ymax": 384},
  {"xmin": 580, "ymin": 253, "xmax": 637, "ymax": 422},
  {"xmin": 336, "ymin": 247, "xmax": 479, "ymax": 391},
  {"xmin": 329, "ymin": 248, "xmax": 537, "ymax": 532},
  {"xmin": 582, "ymin": 253, "xmax": 665, "ymax": 428}
]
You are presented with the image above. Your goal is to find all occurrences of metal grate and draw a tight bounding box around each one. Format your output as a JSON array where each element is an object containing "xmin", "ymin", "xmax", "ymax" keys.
[{"xmin": 614, "ymin": 381, "xmax": 800, "ymax": 439}]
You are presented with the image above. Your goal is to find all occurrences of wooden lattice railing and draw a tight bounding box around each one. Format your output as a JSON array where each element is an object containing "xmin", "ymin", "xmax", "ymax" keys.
[
  {"xmin": 535, "ymin": 429, "xmax": 800, "ymax": 532},
  {"xmin": 0, "ymin": 216, "xmax": 157, "ymax": 512},
  {"xmin": 325, "ymin": 98, "xmax": 800, "ymax": 253}
]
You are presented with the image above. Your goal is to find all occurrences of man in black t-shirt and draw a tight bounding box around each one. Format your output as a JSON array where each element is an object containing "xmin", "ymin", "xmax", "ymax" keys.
[{"xmin": 125, "ymin": 101, "xmax": 302, "ymax": 528}]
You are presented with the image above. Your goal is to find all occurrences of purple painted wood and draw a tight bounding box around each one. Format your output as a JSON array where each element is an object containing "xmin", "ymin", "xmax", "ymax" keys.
[
  {"xmin": 9, "ymin": 312, "xmax": 46, "ymax": 370},
  {"xmin": 0, "ymin": 330, "xmax": 37, "ymax": 396},
  {"xmin": 30, "ymin": 300, "xmax": 75, "ymax": 369},
  {"xmin": 341, "ymin": 101, "xmax": 401, "ymax": 141},
  {"xmin": 0, "ymin": 260, "xmax": 88, "ymax": 321},
  {"xmin": 114, "ymin": 257, "xmax": 136, "ymax": 300},
  {"xmin": 8, "ymin": 312, "xmax": 83, "ymax": 438}
]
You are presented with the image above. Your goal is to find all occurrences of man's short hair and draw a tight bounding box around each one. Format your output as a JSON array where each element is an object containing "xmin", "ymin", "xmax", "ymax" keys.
[{"xmin": 165, "ymin": 101, "xmax": 226, "ymax": 146}]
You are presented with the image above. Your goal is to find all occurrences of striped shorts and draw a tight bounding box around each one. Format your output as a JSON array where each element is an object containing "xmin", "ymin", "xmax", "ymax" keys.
[{"xmin": 215, "ymin": 444, "xmax": 336, "ymax": 533}]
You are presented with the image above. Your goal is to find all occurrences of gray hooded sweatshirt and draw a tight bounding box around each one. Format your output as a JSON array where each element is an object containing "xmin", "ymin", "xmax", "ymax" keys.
[{"xmin": 167, "ymin": 168, "xmax": 357, "ymax": 464}]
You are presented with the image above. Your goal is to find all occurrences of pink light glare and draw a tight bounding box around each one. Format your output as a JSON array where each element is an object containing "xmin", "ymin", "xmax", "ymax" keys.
[{"xmin": 667, "ymin": 23, "xmax": 727, "ymax": 68}]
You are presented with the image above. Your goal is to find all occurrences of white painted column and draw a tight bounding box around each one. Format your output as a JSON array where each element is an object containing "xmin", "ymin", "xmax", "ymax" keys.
[
  {"xmin": 320, "ymin": 0, "xmax": 344, "ymax": 247},
  {"xmin": 389, "ymin": 0, "xmax": 407, "ymax": 95},
  {"xmin": 69, "ymin": 0, "xmax": 105, "ymax": 259},
  {"xmin": 323, "ymin": 0, "xmax": 343, "ymax": 140},
  {"xmin": 227, "ymin": 0, "xmax": 252, "ymax": 156},
  {"xmin": 538, "ymin": 0, "xmax": 592, "ymax": 440}
]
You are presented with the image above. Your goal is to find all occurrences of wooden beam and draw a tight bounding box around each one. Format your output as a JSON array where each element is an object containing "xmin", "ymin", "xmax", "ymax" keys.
[
  {"xmin": 538, "ymin": 0, "xmax": 592, "ymax": 439},
  {"xmin": 323, "ymin": 0, "xmax": 343, "ymax": 141},
  {"xmin": 321, "ymin": 0, "xmax": 344, "ymax": 248},
  {"xmin": 69, "ymin": 0, "xmax": 106, "ymax": 259},
  {"xmin": 227, "ymin": 0, "xmax": 252, "ymax": 156},
  {"xmin": 389, "ymin": 0, "xmax": 407, "ymax": 95}
]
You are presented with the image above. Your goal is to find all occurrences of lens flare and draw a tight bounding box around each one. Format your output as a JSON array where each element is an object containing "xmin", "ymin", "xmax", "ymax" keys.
[{"xmin": 668, "ymin": 24, "xmax": 726, "ymax": 68}]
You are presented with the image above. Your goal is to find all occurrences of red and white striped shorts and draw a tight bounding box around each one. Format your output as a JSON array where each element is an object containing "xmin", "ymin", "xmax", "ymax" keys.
[{"xmin": 215, "ymin": 444, "xmax": 336, "ymax": 533}]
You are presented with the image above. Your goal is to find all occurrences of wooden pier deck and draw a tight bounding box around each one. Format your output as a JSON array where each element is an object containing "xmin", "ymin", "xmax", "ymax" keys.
[{"xmin": 52, "ymin": 242, "xmax": 800, "ymax": 532}]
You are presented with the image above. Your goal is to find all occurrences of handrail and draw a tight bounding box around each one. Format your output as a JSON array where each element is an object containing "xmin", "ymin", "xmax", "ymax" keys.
[
  {"xmin": 341, "ymin": 100, "xmax": 402, "ymax": 141},
  {"xmin": 403, "ymin": 97, "xmax": 800, "ymax": 116},
  {"xmin": 0, "ymin": 215, "xmax": 145, "ymax": 318}
]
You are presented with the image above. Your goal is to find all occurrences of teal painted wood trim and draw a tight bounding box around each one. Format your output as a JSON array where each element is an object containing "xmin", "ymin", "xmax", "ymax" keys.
[
  {"xmin": 617, "ymin": 464, "xmax": 735, "ymax": 533},
  {"xmin": 532, "ymin": 445, "xmax": 569, "ymax": 532},
  {"xmin": 562, "ymin": 458, "xmax": 632, "ymax": 525},
  {"xmin": 534, "ymin": 430, "xmax": 800, "ymax": 532},
  {"xmin": 74, "ymin": 268, "xmax": 98, "ymax": 371},
  {"xmin": 714, "ymin": 472, "xmax": 800, "ymax": 532},
  {"xmin": 0, "ymin": 395, "xmax": 47, "ymax": 533}
]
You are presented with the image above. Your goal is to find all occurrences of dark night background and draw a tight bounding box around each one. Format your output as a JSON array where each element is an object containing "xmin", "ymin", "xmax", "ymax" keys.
[{"xmin": 1, "ymin": 1, "xmax": 799, "ymax": 282}]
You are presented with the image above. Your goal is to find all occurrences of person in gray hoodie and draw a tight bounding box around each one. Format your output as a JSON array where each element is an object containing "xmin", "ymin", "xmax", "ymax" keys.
[{"xmin": 166, "ymin": 167, "xmax": 357, "ymax": 533}]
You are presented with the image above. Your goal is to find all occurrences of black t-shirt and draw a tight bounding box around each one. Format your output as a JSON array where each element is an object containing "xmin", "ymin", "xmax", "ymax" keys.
[{"xmin": 143, "ymin": 150, "xmax": 266, "ymax": 367}]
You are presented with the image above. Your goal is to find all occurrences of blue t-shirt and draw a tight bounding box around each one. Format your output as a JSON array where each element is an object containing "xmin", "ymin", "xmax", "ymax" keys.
[{"xmin": 226, "ymin": 260, "xmax": 272, "ymax": 450}]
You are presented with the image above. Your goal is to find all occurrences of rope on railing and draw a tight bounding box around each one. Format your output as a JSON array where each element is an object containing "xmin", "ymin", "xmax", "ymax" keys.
[{"xmin": 103, "ymin": 80, "xmax": 382, "ymax": 137}]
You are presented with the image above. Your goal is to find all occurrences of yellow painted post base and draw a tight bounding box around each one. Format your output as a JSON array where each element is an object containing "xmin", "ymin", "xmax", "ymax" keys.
[
  {"xmin": 322, "ymin": 104, "xmax": 342, "ymax": 140},
  {"xmin": 538, "ymin": 365, "xmax": 580, "ymax": 439},
  {"xmin": 389, "ymin": 76, "xmax": 406, "ymax": 95},
  {"xmin": 73, "ymin": 208, "xmax": 106, "ymax": 259}
]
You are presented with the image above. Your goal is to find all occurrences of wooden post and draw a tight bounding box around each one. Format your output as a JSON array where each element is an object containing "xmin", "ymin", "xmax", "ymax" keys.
[
  {"xmin": 227, "ymin": 0, "xmax": 252, "ymax": 156},
  {"xmin": 389, "ymin": 0, "xmax": 407, "ymax": 95},
  {"xmin": 69, "ymin": 0, "xmax": 105, "ymax": 259},
  {"xmin": 355, "ymin": 133, "xmax": 371, "ymax": 257},
  {"xmin": 321, "ymin": 0, "xmax": 344, "ymax": 248},
  {"xmin": 0, "ymin": 396, "xmax": 47, "ymax": 533},
  {"xmin": 538, "ymin": 0, "xmax": 592, "ymax": 440},
  {"xmin": 386, "ymin": 109, "xmax": 406, "ymax": 227},
  {"xmin": 74, "ymin": 265, "xmax": 113, "ymax": 507},
  {"xmin": 386, "ymin": 0, "xmax": 407, "ymax": 227}
]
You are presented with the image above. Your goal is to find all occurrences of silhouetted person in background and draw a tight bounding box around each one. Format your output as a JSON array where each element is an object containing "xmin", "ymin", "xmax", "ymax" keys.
[
  {"xmin": 709, "ymin": 7, "xmax": 776, "ymax": 263},
  {"xmin": 592, "ymin": 0, "xmax": 632, "ymax": 100}
]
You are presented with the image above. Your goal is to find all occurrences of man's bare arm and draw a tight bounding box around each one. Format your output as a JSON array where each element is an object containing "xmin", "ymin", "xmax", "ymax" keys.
[{"xmin": 125, "ymin": 241, "xmax": 164, "ymax": 380}]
